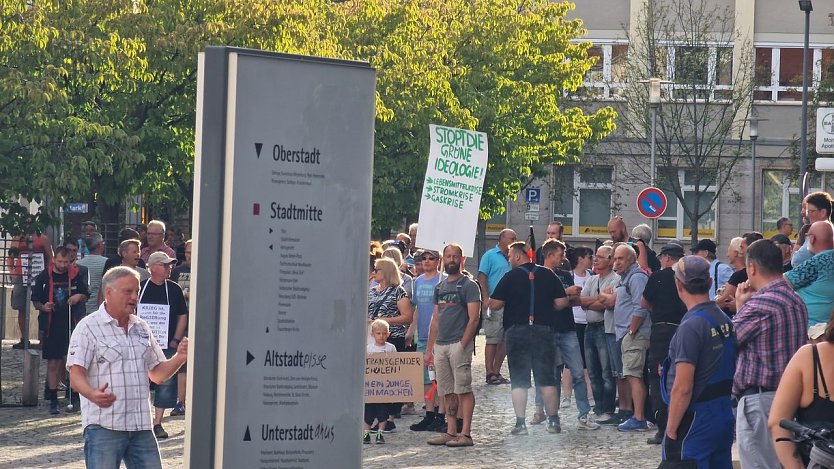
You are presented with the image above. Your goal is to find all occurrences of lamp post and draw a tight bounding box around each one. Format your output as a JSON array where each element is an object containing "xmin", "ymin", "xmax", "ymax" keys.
[
  {"xmin": 745, "ymin": 116, "xmax": 767, "ymax": 230},
  {"xmin": 640, "ymin": 77, "xmax": 672, "ymax": 244},
  {"xmin": 799, "ymin": 0, "xmax": 813, "ymax": 197}
]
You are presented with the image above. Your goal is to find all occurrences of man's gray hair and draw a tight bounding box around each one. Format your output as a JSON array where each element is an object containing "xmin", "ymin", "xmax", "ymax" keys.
[
  {"xmin": 118, "ymin": 239, "xmax": 140, "ymax": 256},
  {"xmin": 102, "ymin": 266, "xmax": 140, "ymax": 291},
  {"xmin": 631, "ymin": 224, "xmax": 652, "ymax": 244},
  {"xmin": 147, "ymin": 219, "xmax": 166, "ymax": 233}
]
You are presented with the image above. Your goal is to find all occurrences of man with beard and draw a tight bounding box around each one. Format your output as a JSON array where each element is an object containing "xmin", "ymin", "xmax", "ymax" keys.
[
  {"xmin": 31, "ymin": 247, "xmax": 89, "ymax": 414},
  {"xmin": 425, "ymin": 244, "xmax": 481, "ymax": 447},
  {"xmin": 607, "ymin": 217, "xmax": 628, "ymax": 244}
]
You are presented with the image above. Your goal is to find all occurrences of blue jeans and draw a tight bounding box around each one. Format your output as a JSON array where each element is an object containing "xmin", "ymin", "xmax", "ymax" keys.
[
  {"xmin": 84, "ymin": 425, "xmax": 162, "ymax": 469},
  {"xmin": 585, "ymin": 322, "xmax": 615, "ymax": 414},
  {"xmin": 535, "ymin": 330, "xmax": 592, "ymax": 419},
  {"xmin": 605, "ymin": 333, "xmax": 622, "ymax": 378}
]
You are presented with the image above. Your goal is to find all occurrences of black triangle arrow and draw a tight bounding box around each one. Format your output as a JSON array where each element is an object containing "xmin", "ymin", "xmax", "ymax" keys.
[
  {"xmin": 246, "ymin": 350, "xmax": 255, "ymax": 365},
  {"xmin": 243, "ymin": 426, "xmax": 251, "ymax": 441},
  {"xmin": 269, "ymin": 228, "xmax": 273, "ymax": 234},
  {"xmin": 269, "ymin": 244, "xmax": 273, "ymax": 250},
  {"xmin": 265, "ymin": 326, "xmax": 269, "ymax": 333},
  {"xmin": 255, "ymin": 143, "xmax": 263, "ymax": 159}
]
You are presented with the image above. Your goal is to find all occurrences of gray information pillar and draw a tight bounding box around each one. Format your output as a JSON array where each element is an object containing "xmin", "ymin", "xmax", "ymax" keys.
[{"xmin": 186, "ymin": 47, "xmax": 375, "ymax": 469}]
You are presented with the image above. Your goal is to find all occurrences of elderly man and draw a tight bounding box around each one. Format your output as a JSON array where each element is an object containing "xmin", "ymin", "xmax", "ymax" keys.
[
  {"xmin": 785, "ymin": 221, "xmax": 834, "ymax": 330},
  {"xmin": 733, "ymin": 240, "xmax": 807, "ymax": 469},
  {"xmin": 631, "ymin": 223, "xmax": 661, "ymax": 273},
  {"xmin": 602, "ymin": 244, "xmax": 652, "ymax": 431},
  {"xmin": 580, "ymin": 245, "xmax": 620, "ymax": 422},
  {"xmin": 140, "ymin": 220, "xmax": 177, "ymax": 263},
  {"xmin": 139, "ymin": 252, "xmax": 188, "ymax": 439},
  {"xmin": 478, "ymin": 228, "xmax": 517, "ymax": 385},
  {"xmin": 67, "ymin": 267, "xmax": 188, "ymax": 468}
]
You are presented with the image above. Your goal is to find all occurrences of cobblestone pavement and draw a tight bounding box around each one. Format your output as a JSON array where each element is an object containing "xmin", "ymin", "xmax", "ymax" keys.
[{"xmin": 0, "ymin": 337, "xmax": 662, "ymax": 468}]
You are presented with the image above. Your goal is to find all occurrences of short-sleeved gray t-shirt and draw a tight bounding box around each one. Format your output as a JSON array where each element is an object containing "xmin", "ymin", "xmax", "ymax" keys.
[{"xmin": 434, "ymin": 276, "xmax": 481, "ymax": 345}]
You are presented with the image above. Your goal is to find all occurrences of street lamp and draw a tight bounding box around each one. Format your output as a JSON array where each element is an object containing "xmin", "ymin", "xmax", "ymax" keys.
[
  {"xmin": 799, "ymin": 0, "xmax": 812, "ymax": 197},
  {"xmin": 640, "ymin": 78, "xmax": 673, "ymax": 187},
  {"xmin": 745, "ymin": 115, "xmax": 768, "ymax": 230}
]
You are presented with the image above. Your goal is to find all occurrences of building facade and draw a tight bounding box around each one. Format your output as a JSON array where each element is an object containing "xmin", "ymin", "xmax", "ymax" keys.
[{"xmin": 499, "ymin": 0, "xmax": 833, "ymax": 256}]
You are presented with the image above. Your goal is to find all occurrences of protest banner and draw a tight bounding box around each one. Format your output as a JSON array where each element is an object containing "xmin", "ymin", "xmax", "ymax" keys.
[
  {"xmin": 364, "ymin": 352, "xmax": 424, "ymax": 404},
  {"xmin": 416, "ymin": 125, "xmax": 488, "ymax": 255}
]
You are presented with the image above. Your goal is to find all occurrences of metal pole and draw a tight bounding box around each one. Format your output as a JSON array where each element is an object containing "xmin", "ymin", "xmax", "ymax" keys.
[
  {"xmin": 651, "ymin": 104, "xmax": 658, "ymax": 245},
  {"xmin": 750, "ymin": 135, "xmax": 758, "ymax": 231},
  {"xmin": 799, "ymin": 8, "xmax": 811, "ymax": 194}
]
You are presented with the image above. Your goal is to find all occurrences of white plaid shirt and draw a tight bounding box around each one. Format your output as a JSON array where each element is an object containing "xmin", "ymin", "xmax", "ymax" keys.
[{"xmin": 66, "ymin": 304, "xmax": 166, "ymax": 431}]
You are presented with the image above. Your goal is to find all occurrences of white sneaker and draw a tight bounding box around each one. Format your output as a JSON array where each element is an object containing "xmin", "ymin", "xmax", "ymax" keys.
[
  {"xmin": 594, "ymin": 412, "xmax": 612, "ymax": 421},
  {"xmin": 560, "ymin": 397, "xmax": 571, "ymax": 409},
  {"xmin": 578, "ymin": 414, "xmax": 600, "ymax": 430}
]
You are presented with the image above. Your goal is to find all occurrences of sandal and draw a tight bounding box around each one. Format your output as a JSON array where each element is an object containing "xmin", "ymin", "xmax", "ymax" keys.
[
  {"xmin": 496, "ymin": 374, "xmax": 510, "ymax": 384},
  {"xmin": 486, "ymin": 373, "xmax": 502, "ymax": 385}
]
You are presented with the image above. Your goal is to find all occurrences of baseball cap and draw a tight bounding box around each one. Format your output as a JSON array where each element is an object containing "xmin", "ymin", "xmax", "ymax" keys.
[
  {"xmin": 771, "ymin": 234, "xmax": 792, "ymax": 246},
  {"xmin": 808, "ymin": 323, "xmax": 827, "ymax": 341},
  {"xmin": 659, "ymin": 242, "xmax": 685, "ymax": 258},
  {"xmin": 673, "ymin": 255, "xmax": 711, "ymax": 288},
  {"xmin": 147, "ymin": 251, "xmax": 177, "ymax": 266},
  {"xmin": 691, "ymin": 239, "xmax": 717, "ymax": 254}
]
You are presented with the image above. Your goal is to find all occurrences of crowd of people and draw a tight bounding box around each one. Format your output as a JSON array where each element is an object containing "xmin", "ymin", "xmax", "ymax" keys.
[
  {"xmin": 7, "ymin": 219, "xmax": 192, "ymax": 468},
  {"xmin": 367, "ymin": 190, "xmax": 834, "ymax": 468}
]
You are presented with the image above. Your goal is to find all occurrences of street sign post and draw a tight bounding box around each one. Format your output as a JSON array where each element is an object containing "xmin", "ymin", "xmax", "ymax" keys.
[{"xmin": 636, "ymin": 187, "xmax": 668, "ymax": 219}]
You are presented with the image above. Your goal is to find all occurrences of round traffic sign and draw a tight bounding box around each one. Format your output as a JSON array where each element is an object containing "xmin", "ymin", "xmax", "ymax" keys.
[{"xmin": 637, "ymin": 187, "xmax": 667, "ymax": 219}]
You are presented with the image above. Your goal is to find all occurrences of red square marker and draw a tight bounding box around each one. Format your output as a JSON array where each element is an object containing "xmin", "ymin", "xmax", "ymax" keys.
[{"xmin": 252, "ymin": 203, "xmax": 260, "ymax": 215}]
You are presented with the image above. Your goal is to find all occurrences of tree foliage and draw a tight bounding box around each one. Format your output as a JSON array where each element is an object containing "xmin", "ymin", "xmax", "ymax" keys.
[{"xmin": 0, "ymin": 0, "xmax": 615, "ymax": 236}]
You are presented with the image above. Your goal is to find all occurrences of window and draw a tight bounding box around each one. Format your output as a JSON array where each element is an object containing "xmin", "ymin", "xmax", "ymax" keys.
[
  {"xmin": 657, "ymin": 45, "xmax": 734, "ymax": 101},
  {"xmin": 656, "ymin": 170, "xmax": 717, "ymax": 239},
  {"xmin": 580, "ymin": 43, "xmax": 628, "ymax": 99},
  {"xmin": 761, "ymin": 170, "xmax": 823, "ymax": 237},
  {"xmin": 754, "ymin": 46, "xmax": 834, "ymax": 101},
  {"xmin": 552, "ymin": 165, "xmax": 614, "ymax": 236}
]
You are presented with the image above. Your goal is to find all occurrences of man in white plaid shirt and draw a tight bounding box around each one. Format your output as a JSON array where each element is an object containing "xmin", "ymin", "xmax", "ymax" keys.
[{"xmin": 67, "ymin": 266, "xmax": 188, "ymax": 468}]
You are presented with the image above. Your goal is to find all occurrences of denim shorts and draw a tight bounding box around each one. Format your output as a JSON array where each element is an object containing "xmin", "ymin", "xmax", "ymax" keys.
[
  {"xmin": 504, "ymin": 324, "xmax": 557, "ymax": 389},
  {"xmin": 153, "ymin": 349, "xmax": 178, "ymax": 408}
]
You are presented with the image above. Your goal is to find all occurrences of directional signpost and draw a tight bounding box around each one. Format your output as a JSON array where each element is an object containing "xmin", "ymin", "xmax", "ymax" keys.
[{"xmin": 636, "ymin": 187, "xmax": 667, "ymax": 219}]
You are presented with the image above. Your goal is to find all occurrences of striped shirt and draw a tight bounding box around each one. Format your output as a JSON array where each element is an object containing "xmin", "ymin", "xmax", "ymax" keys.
[
  {"xmin": 732, "ymin": 278, "xmax": 808, "ymax": 395},
  {"xmin": 66, "ymin": 305, "xmax": 166, "ymax": 431}
]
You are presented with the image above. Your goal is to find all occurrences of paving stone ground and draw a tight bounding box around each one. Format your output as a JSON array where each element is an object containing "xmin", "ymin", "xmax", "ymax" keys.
[{"xmin": 0, "ymin": 337, "xmax": 662, "ymax": 468}]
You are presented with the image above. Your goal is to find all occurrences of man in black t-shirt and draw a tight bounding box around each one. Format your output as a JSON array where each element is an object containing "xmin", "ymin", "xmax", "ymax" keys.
[
  {"xmin": 641, "ymin": 242, "xmax": 687, "ymax": 444},
  {"xmin": 541, "ymin": 239, "xmax": 599, "ymax": 430},
  {"xmin": 490, "ymin": 242, "xmax": 569, "ymax": 435},
  {"xmin": 715, "ymin": 232, "xmax": 763, "ymax": 315},
  {"xmin": 139, "ymin": 252, "xmax": 187, "ymax": 439},
  {"xmin": 31, "ymin": 247, "xmax": 90, "ymax": 414}
]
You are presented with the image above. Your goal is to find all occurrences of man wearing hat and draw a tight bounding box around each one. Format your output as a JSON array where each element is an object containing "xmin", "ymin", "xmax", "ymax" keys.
[
  {"xmin": 138, "ymin": 251, "xmax": 188, "ymax": 439},
  {"xmin": 770, "ymin": 234, "xmax": 793, "ymax": 272},
  {"xmin": 78, "ymin": 233, "xmax": 108, "ymax": 318},
  {"xmin": 691, "ymin": 239, "xmax": 732, "ymax": 300},
  {"xmin": 661, "ymin": 255, "xmax": 735, "ymax": 468},
  {"xmin": 641, "ymin": 243, "xmax": 688, "ymax": 445}
]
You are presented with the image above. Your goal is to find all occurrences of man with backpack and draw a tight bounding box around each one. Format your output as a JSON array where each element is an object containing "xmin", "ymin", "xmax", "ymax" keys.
[{"xmin": 424, "ymin": 243, "xmax": 481, "ymax": 448}]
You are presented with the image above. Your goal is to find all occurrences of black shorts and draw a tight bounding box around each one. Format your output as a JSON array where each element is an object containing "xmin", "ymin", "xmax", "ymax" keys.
[
  {"xmin": 41, "ymin": 311, "xmax": 71, "ymax": 360},
  {"xmin": 505, "ymin": 324, "xmax": 557, "ymax": 389}
]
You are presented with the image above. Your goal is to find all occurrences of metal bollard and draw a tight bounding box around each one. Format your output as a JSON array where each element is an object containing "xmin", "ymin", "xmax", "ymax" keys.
[{"xmin": 21, "ymin": 349, "xmax": 40, "ymax": 406}]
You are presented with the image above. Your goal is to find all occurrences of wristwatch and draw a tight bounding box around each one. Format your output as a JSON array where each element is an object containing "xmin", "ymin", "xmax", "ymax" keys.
[{"xmin": 172, "ymin": 338, "xmax": 182, "ymax": 344}]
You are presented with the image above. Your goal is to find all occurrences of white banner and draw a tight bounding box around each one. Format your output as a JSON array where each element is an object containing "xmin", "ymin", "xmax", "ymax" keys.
[
  {"xmin": 137, "ymin": 303, "xmax": 169, "ymax": 348},
  {"xmin": 817, "ymin": 108, "xmax": 834, "ymax": 154},
  {"xmin": 19, "ymin": 253, "xmax": 45, "ymax": 286},
  {"xmin": 416, "ymin": 125, "xmax": 488, "ymax": 256}
]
